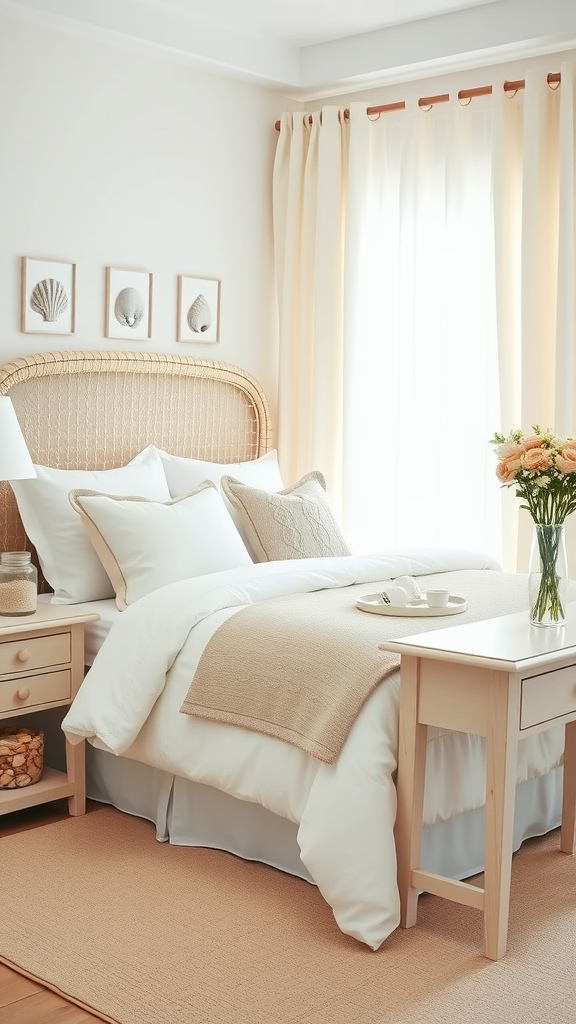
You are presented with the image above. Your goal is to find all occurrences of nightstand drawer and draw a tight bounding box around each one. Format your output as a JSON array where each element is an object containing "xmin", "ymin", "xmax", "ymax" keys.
[
  {"xmin": 0, "ymin": 632, "xmax": 71, "ymax": 677},
  {"xmin": 0, "ymin": 669, "xmax": 71, "ymax": 714},
  {"xmin": 520, "ymin": 664, "xmax": 576, "ymax": 729}
]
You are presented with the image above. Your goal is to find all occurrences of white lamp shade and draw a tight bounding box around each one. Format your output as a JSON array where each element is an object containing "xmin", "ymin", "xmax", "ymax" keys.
[{"xmin": 0, "ymin": 396, "xmax": 36, "ymax": 480}]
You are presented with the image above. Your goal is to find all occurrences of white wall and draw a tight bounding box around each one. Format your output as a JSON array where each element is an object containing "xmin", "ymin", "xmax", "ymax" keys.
[{"xmin": 0, "ymin": 14, "xmax": 295, "ymax": 420}]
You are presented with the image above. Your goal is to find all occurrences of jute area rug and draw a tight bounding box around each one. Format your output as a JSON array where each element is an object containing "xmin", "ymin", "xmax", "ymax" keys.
[{"xmin": 0, "ymin": 807, "xmax": 575, "ymax": 1024}]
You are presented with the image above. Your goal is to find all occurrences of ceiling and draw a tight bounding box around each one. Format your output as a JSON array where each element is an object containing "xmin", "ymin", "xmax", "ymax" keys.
[
  {"xmin": 155, "ymin": 0, "xmax": 504, "ymax": 48},
  {"xmin": 3, "ymin": 0, "xmax": 576, "ymax": 97}
]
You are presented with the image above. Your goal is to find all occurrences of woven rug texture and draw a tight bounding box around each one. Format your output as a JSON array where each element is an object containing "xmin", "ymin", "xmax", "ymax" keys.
[{"xmin": 0, "ymin": 807, "xmax": 575, "ymax": 1024}]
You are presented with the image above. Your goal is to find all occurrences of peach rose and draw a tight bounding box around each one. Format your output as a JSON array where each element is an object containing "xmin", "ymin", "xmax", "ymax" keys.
[
  {"xmin": 523, "ymin": 447, "xmax": 553, "ymax": 471},
  {"xmin": 522, "ymin": 435, "xmax": 547, "ymax": 451},
  {"xmin": 556, "ymin": 447, "xmax": 576, "ymax": 473},
  {"xmin": 496, "ymin": 455, "xmax": 522, "ymax": 482},
  {"xmin": 494, "ymin": 442, "xmax": 523, "ymax": 461}
]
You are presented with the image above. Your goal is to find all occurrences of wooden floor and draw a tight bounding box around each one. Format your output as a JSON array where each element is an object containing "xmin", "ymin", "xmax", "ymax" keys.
[{"xmin": 0, "ymin": 800, "xmax": 104, "ymax": 1024}]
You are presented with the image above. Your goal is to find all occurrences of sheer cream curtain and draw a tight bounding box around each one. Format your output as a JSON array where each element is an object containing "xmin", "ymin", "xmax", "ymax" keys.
[
  {"xmin": 273, "ymin": 107, "xmax": 348, "ymax": 514},
  {"xmin": 341, "ymin": 100, "xmax": 500, "ymax": 559},
  {"xmin": 273, "ymin": 63, "xmax": 576, "ymax": 569},
  {"xmin": 493, "ymin": 63, "xmax": 576, "ymax": 572}
]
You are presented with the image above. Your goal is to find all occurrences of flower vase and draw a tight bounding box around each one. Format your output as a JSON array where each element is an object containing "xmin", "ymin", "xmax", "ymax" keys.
[{"xmin": 528, "ymin": 523, "xmax": 568, "ymax": 627}]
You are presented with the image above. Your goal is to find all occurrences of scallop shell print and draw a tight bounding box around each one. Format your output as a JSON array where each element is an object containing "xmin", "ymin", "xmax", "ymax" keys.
[
  {"xmin": 29, "ymin": 278, "xmax": 69, "ymax": 322},
  {"xmin": 187, "ymin": 293, "xmax": 212, "ymax": 333},
  {"xmin": 114, "ymin": 287, "xmax": 144, "ymax": 328}
]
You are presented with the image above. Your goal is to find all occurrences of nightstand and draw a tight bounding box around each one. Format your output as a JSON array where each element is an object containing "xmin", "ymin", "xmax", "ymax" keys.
[
  {"xmin": 0, "ymin": 604, "xmax": 99, "ymax": 818},
  {"xmin": 382, "ymin": 605, "xmax": 576, "ymax": 961}
]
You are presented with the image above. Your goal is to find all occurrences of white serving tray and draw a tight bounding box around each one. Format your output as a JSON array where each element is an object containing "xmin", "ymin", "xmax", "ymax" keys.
[{"xmin": 356, "ymin": 594, "xmax": 468, "ymax": 617}]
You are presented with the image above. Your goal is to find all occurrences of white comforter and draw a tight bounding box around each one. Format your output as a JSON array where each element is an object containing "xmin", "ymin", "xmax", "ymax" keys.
[{"xmin": 63, "ymin": 549, "xmax": 565, "ymax": 949}]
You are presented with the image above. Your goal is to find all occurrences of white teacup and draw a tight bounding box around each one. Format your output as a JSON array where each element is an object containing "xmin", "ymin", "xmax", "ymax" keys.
[
  {"xmin": 392, "ymin": 575, "xmax": 422, "ymax": 600},
  {"xmin": 426, "ymin": 589, "xmax": 450, "ymax": 608},
  {"xmin": 380, "ymin": 586, "xmax": 408, "ymax": 607}
]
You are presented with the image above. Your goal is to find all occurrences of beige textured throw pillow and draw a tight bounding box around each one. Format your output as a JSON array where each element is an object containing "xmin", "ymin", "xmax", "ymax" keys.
[{"xmin": 220, "ymin": 470, "xmax": 351, "ymax": 562}]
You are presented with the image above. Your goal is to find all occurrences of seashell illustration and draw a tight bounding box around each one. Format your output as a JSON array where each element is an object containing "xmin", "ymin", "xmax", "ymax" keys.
[
  {"xmin": 114, "ymin": 287, "xmax": 144, "ymax": 328},
  {"xmin": 187, "ymin": 293, "xmax": 212, "ymax": 333},
  {"xmin": 29, "ymin": 278, "xmax": 69, "ymax": 322}
]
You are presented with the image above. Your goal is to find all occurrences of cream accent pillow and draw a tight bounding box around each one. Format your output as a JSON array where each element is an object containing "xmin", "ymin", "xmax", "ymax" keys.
[
  {"xmin": 220, "ymin": 471, "xmax": 351, "ymax": 562},
  {"xmin": 155, "ymin": 448, "xmax": 284, "ymax": 559},
  {"xmin": 10, "ymin": 446, "xmax": 171, "ymax": 604},
  {"xmin": 68, "ymin": 483, "xmax": 253, "ymax": 610}
]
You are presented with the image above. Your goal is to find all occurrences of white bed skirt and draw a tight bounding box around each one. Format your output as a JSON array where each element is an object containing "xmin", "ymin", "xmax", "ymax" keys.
[{"xmin": 86, "ymin": 745, "xmax": 563, "ymax": 885}]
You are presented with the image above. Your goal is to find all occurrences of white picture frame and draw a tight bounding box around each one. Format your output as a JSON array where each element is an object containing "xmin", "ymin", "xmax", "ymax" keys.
[
  {"xmin": 21, "ymin": 256, "xmax": 76, "ymax": 335},
  {"xmin": 177, "ymin": 275, "xmax": 220, "ymax": 343},
  {"xmin": 105, "ymin": 267, "xmax": 152, "ymax": 341}
]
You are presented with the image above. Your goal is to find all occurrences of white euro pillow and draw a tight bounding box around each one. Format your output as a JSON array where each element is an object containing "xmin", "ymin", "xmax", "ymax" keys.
[
  {"xmin": 156, "ymin": 448, "xmax": 284, "ymax": 558},
  {"xmin": 68, "ymin": 482, "xmax": 253, "ymax": 609},
  {"xmin": 10, "ymin": 445, "xmax": 171, "ymax": 604}
]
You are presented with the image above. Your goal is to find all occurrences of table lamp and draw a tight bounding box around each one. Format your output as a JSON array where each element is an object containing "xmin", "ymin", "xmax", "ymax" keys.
[
  {"xmin": 0, "ymin": 395, "xmax": 37, "ymax": 614},
  {"xmin": 0, "ymin": 395, "xmax": 36, "ymax": 480}
]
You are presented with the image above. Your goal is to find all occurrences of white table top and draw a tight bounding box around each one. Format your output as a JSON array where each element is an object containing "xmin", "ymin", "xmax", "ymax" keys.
[
  {"xmin": 379, "ymin": 601, "xmax": 576, "ymax": 672},
  {"xmin": 0, "ymin": 603, "xmax": 100, "ymax": 637}
]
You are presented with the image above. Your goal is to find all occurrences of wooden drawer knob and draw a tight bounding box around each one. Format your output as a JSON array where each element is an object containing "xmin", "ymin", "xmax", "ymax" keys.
[
  {"xmin": 17, "ymin": 687, "xmax": 31, "ymax": 700},
  {"xmin": 16, "ymin": 650, "xmax": 30, "ymax": 663}
]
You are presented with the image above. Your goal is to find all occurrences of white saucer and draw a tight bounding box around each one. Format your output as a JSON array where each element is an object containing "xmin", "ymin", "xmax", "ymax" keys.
[{"xmin": 356, "ymin": 594, "xmax": 468, "ymax": 617}]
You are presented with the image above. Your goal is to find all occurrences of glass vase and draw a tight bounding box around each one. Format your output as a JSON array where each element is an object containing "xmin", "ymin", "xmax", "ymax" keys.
[{"xmin": 528, "ymin": 523, "xmax": 568, "ymax": 627}]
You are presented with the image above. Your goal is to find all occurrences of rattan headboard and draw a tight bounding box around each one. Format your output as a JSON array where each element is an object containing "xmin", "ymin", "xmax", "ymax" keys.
[{"xmin": 0, "ymin": 350, "xmax": 274, "ymax": 578}]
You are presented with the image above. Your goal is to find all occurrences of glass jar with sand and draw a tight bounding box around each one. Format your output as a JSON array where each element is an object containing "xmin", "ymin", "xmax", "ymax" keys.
[{"xmin": 0, "ymin": 551, "xmax": 38, "ymax": 616}]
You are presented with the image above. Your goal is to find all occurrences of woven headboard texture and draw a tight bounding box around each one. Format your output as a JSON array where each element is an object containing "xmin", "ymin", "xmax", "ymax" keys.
[{"xmin": 0, "ymin": 350, "xmax": 273, "ymax": 576}]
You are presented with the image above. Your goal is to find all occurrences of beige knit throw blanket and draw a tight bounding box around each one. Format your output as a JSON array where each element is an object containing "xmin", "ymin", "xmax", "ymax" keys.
[
  {"xmin": 180, "ymin": 582, "xmax": 400, "ymax": 763},
  {"xmin": 179, "ymin": 567, "xmax": 555, "ymax": 763}
]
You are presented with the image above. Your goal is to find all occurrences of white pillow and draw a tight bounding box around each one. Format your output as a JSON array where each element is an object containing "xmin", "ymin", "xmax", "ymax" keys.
[
  {"xmin": 156, "ymin": 448, "xmax": 284, "ymax": 558},
  {"xmin": 68, "ymin": 483, "xmax": 253, "ymax": 609},
  {"xmin": 10, "ymin": 446, "xmax": 171, "ymax": 604}
]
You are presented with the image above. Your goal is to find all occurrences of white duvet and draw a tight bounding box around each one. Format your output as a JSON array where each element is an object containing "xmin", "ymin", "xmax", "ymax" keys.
[{"xmin": 63, "ymin": 549, "xmax": 566, "ymax": 949}]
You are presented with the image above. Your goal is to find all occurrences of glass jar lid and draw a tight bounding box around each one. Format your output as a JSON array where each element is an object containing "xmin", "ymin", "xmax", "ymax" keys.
[{"xmin": 0, "ymin": 551, "xmax": 32, "ymax": 566}]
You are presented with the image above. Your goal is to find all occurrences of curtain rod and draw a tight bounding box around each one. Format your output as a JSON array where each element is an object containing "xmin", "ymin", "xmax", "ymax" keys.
[{"xmin": 274, "ymin": 72, "xmax": 561, "ymax": 131}]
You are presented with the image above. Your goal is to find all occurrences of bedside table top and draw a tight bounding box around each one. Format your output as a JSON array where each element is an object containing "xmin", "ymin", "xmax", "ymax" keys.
[
  {"xmin": 0, "ymin": 604, "xmax": 100, "ymax": 637},
  {"xmin": 379, "ymin": 602, "xmax": 576, "ymax": 672}
]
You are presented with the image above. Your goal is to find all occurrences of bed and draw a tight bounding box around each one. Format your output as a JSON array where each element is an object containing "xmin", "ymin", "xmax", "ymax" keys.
[{"xmin": 0, "ymin": 348, "xmax": 569, "ymax": 951}]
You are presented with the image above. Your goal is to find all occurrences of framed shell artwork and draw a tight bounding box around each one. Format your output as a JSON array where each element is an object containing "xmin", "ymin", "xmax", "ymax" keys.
[
  {"xmin": 21, "ymin": 257, "xmax": 76, "ymax": 335},
  {"xmin": 177, "ymin": 275, "xmax": 220, "ymax": 343},
  {"xmin": 105, "ymin": 266, "xmax": 153, "ymax": 341}
]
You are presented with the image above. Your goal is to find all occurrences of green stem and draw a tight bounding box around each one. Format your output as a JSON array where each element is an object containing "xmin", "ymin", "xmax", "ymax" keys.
[{"xmin": 530, "ymin": 525, "xmax": 565, "ymax": 623}]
